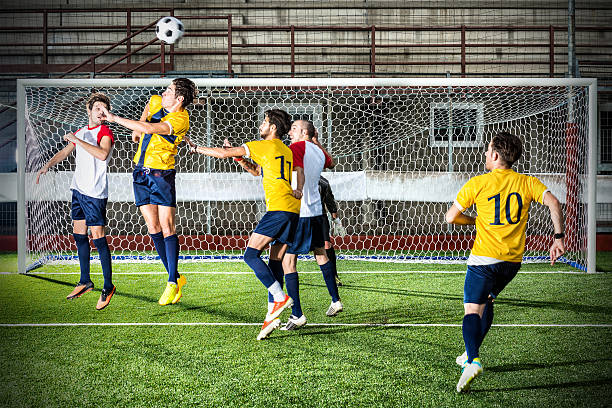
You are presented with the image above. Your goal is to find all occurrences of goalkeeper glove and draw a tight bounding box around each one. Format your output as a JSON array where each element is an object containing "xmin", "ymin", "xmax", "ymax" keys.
[{"xmin": 331, "ymin": 217, "xmax": 347, "ymax": 237}]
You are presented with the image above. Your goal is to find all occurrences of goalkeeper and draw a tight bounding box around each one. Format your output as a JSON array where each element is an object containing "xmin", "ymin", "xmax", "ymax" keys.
[
  {"xmin": 319, "ymin": 175, "xmax": 345, "ymax": 286},
  {"xmin": 35, "ymin": 93, "xmax": 116, "ymax": 310},
  {"xmin": 446, "ymin": 132, "xmax": 565, "ymax": 393}
]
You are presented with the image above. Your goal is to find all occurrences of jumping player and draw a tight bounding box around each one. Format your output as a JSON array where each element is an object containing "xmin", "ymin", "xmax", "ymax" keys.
[
  {"xmin": 100, "ymin": 78, "xmax": 196, "ymax": 306},
  {"xmin": 280, "ymin": 119, "xmax": 341, "ymax": 331},
  {"xmin": 445, "ymin": 131, "xmax": 565, "ymax": 392},
  {"xmin": 191, "ymin": 109, "xmax": 300, "ymax": 340},
  {"xmin": 36, "ymin": 92, "xmax": 116, "ymax": 310}
]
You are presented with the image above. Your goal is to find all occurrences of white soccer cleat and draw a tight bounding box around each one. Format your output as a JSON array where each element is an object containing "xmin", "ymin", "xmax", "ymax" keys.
[
  {"xmin": 326, "ymin": 300, "xmax": 343, "ymax": 317},
  {"xmin": 456, "ymin": 359, "xmax": 483, "ymax": 393},
  {"xmin": 280, "ymin": 314, "xmax": 307, "ymax": 331},
  {"xmin": 256, "ymin": 318, "xmax": 281, "ymax": 340},
  {"xmin": 456, "ymin": 351, "xmax": 468, "ymax": 368}
]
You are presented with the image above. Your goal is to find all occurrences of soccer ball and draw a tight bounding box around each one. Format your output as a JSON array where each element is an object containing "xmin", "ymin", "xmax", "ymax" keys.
[{"xmin": 156, "ymin": 16, "xmax": 185, "ymax": 45}]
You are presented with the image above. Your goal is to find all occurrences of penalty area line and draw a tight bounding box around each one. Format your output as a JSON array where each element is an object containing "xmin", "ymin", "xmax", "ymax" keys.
[{"xmin": 1, "ymin": 322, "xmax": 611, "ymax": 328}]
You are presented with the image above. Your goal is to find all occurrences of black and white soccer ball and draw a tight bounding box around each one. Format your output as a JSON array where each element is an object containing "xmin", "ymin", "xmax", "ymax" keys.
[{"xmin": 156, "ymin": 16, "xmax": 185, "ymax": 45}]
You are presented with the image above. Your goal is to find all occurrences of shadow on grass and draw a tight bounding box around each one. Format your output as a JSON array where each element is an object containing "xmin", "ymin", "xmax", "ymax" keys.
[
  {"xmin": 472, "ymin": 378, "xmax": 612, "ymax": 393},
  {"xmin": 487, "ymin": 358, "xmax": 612, "ymax": 373}
]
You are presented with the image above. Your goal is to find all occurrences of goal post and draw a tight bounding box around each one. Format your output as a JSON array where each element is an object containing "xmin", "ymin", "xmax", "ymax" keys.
[{"xmin": 16, "ymin": 77, "xmax": 598, "ymax": 274}]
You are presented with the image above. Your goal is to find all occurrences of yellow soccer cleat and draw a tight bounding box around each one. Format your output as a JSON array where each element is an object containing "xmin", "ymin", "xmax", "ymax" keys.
[
  {"xmin": 172, "ymin": 274, "xmax": 186, "ymax": 304},
  {"xmin": 159, "ymin": 282, "xmax": 178, "ymax": 306}
]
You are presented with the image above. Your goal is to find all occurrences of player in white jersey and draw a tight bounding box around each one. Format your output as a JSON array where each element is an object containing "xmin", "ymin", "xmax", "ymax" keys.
[
  {"xmin": 280, "ymin": 119, "xmax": 342, "ymax": 331},
  {"xmin": 36, "ymin": 93, "xmax": 116, "ymax": 310}
]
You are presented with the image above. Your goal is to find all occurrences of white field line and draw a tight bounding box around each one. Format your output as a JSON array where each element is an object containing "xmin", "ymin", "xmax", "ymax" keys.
[
  {"xmin": 0, "ymin": 270, "xmax": 598, "ymax": 276},
  {"xmin": 1, "ymin": 322, "xmax": 611, "ymax": 328}
]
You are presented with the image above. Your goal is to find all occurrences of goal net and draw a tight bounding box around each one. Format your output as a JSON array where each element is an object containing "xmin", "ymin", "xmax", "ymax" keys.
[{"xmin": 17, "ymin": 78, "xmax": 597, "ymax": 273}]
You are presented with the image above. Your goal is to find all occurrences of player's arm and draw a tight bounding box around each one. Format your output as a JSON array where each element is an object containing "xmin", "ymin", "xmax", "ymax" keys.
[
  {"xmin": 101, "ymin": 105, "xmax": 172, "ymax": 136},
  {"xmin": 35, "ymin": 141, "xmax": 75, "ymax": 184},
  {"xmin": 63, "ymin": 133, "xmax": 112, "ymax": 161},
  {"xmin": 131, "ymin": 103, "xmax": 149, "ymax": 143},
  {"xmin": 542, "ymin": 191, "xmax": 565, "ymax": 265},
  {"xmin": 293, "ymin": 166, "xmax": 304, "ymax": 199},
  {"xmin": 445, "ymin": 203, "xmax": 476, "ymax": 225},
  {"xmin": 235, "ymin": 158, "xmax": 261, "ymax": 177}
]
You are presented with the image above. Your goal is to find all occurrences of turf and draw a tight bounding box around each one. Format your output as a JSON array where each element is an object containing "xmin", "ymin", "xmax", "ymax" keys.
[{"xmin": 0, "ymin": 254, "xmax": 611, "ymax": 407}]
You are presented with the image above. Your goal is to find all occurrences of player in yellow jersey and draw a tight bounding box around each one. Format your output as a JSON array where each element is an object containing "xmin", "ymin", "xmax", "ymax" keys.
[
  {"xmin": 445, "ymin": 132, "xmax": 565, "ymax": 392},
  {"xmin": 100, "ymin": 78, "xmax": 196, "ymax": 305},
  {"xmin": 191, "ymin": 109, "xmax": 301, "ymax": 340}
]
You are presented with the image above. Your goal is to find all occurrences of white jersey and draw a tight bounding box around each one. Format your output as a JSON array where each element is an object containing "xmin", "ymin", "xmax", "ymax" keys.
[
  {"xmin": 289, "ymin": 140, "xmax": 333, "ymax": 217},
  {"xmin": 70, "ymin": 124, "xmax": 114, "ymax": 199}
]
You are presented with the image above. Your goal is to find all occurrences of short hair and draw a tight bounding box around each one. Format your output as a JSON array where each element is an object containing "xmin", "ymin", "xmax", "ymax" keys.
[
  {"xmin": 172, "ymin": 78, "xmax": 197, "ymax": 108},
  {"xmin": 301, "ymin": 120, "xmax": 316, "ymax": 139},
  {"xmin": 491, "ymin": 132, "xmax": 523, "ymax": 167},
  {"xmin": 87, "ymin": 92, "xmax": 110, "ymax": 111},
  {"xmin": 265, "ymin": 109, "xmax": 291, "ymax": 137}
]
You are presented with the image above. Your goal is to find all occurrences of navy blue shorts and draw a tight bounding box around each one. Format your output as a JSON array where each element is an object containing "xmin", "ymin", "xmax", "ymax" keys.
[
  {"xmin": 71, "ymin": 189, "xmax": 107, "ymax": 226},
  {"xmin": 463, "ymin": 262, "xmax": 522, "ymax": 304},
  {"xmin": 287, "ymin": 215, "xmax": 327, "ymax": 255},
  {"xmin": 133, "ymin": 166, "xmax": 176, "ymax": 207},
  {"xmin": 254, "ymin": 211, "xmax": 299, "ymax": 245}
]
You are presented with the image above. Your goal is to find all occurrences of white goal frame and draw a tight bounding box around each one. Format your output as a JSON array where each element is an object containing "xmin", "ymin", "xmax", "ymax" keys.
[{"xmin": 16, "ymin": 77, "xmax": 598, "ymax": 274}]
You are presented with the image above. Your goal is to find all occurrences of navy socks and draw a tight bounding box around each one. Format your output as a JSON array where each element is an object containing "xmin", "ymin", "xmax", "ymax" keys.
[
  {"xmin": 268, "ymin": 259, "xmax": 284, "ymax": 303},
  {"xmin": 164, "ymin": 234, "xmax": 179, "ymax": 283},
  {"xmin": 244, "ymin": 247, "xmax": 275, "ymax": 288},
  {"xmin": 92, "ymin": 237, "xmax": 113, "ymax": 291},
  {"xmin": 285, "ymin": 272, "xmax": 302, "ymax": 317},
  {"xmin": 73, "ymin": 233, "xmax": 91, "ymax": 284},
  {"xmin": 463, "ymin": 313, "xmax": 481, "ymax": 364},
  {"xmin": 320, "ymin": 261, "xmax": 339, "ymax": 302},
  {"xmin": 150, "ymin": 232, "xmax": 169, "ymax": 272}
]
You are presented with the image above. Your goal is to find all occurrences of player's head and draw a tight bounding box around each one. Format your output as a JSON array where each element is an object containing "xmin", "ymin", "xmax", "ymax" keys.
[
  {"xmin": 86, "ymin": 93, "xmax": 111, "ymax": 126},
  {"xmin": 260, "ymin": 109, "xmax": 291, "ymax": 139},
  {"xmin": 487, "ymin": 132, "xmax": 523, "ymax": 170},
  {"xmin": 162, "ymin": 78, "xmax": 196, "ymax": 110},
  {"xmin": 288, "ymin": 119, "xmax": 315, "ymax": 144}
]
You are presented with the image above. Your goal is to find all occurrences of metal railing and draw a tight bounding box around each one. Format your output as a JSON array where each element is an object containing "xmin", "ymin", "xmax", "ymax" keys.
[{"xmin": 0, "ymin": 8, "xmax": 611, "ymax": 78}]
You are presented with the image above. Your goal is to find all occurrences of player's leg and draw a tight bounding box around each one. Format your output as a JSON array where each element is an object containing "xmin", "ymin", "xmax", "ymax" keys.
[
  {"xmin": 90, "ymin": 225, "xmax": 115, "ymax": 310},
  {"xmin": 281, "ymin": 252, "xmax": 305, "ymax": 326},
  {"xmin": 246, "ymin": 232, "xmax": 289, "ymax": 305},
  {"xmin": 457, "ymin": 265, "xmax": 491, "ymax": 392},
  {"xmin": 67, "ymin": 191, "xmax": 94, "ymax": 299},
  {"xmin": 315, "ymin": 247, "xmax": 343, "ymax": 316},
  {"xmin": 268, "ymin": 243, "xmax": 286, "ymax": 309}
]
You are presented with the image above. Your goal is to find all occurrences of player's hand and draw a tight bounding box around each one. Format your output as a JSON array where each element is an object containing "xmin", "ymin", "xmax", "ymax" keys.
[
  {"xmin": 332, "ymin": 217, "xmax": 347, "ymax": 237},
  {"xmin": 292, "ymin": 189, "xmax": 303, "ymax": 199},
  {"xmin": 100, "ymin": 105, "xmax": 115, "ymax": 123},
  {"xmin": 131, "ymin": 130, "xmax": 141, "ymax": 143},
  {"xmin": 35, "ymin": 166, "xmax": 48, "ymax": 184},
  {"xmin": 184, "ymin": 137, "xmax": 197, "ymax": 154},
  {"xmin": 63, "ymin": 132, "xmax": 77, "ymax": 143},
  {"xmin": 549, "ymin": 238, "xmax": 565, "ymax": 265},
  {"xmin": 223, "ymin": 138, "xmax": 232, "ymax": 149}
]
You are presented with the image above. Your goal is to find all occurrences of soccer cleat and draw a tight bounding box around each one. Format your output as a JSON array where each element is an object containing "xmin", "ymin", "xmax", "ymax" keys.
[
  {"xmin": 456, "ymin": 351, "xmax": 468, "ymax": 368},
  {"xmin": 172, "ymin": 274, "xmax": 187, "ymax": 304},
  {"xmin": 158, "ymin": 282, "xmax": 178, "ymax": 306},
  {"xmin": 280, "ymin": 314, "xmax": 307, "ymax": 331},
  {"xmin": 335, "ymin": 275, "xmax": 343, "ymax": 287},
  {"xmin": 267, "ymin": 295, "xmax": 293, "ymax": 321},
  {"xmin": 456, "ymin": 358, "xmax": 483, "ymax": 393},
  {"xmin": 326, "ymin": 300, "xmax": 344, "ymax": 316},
  {"xmin": 66, "ymin": 281, "xmax": 94, "ymax": 300},
  {"xmin": 256, "ymin": 318, "xmax": 281, "ymax": 340},
  {"xmin": 96, "ymin": 286, "xmax": 116, "ymax": 310}
]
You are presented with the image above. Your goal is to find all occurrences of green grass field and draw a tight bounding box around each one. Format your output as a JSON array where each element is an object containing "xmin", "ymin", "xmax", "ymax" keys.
[{"xmin": 0, "ymin": 252, "xmax": 611, "ymax": 407}]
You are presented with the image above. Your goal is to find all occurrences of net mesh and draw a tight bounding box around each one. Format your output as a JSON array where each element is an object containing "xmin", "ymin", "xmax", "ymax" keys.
[{"xmin": 22, "ymin": 79, "xmax": 591, "ymax": 269}]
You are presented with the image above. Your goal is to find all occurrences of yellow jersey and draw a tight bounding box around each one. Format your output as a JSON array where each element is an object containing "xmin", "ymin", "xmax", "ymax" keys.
[
  {"xmin": 133, "ymin": 95, "xmax": 189, "ymax": 170},
  {"xmin": 244, "ymin": 139, "xmax": 301, "ymax": 214},
  {"xmin": 455, "ymin": 168, "xmax": 548, "ymax": 262}
]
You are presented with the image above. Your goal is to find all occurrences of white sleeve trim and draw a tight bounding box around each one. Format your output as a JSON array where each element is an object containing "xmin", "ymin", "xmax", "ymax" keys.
[
  {"xmin": 242, "ymin": 143, "xmax": 251, "ymax": 158},
  {"xmin": 453, "ymin": 199, "xmax": 465, "ymax": 212},
  {"xmin": 541, "ymin": 189, "xmax": 550, "ymax": 203},
  {"xmin": 163, "ymin": 120, "xmax": 174, "ymax": 136}
]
